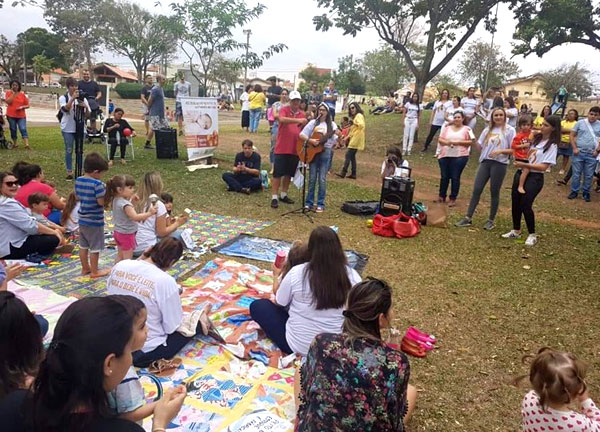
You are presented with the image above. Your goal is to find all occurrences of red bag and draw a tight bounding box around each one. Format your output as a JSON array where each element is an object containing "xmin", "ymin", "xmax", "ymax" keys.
[
  {"xmin": 372, "ymin": 213, "xmax": 400, "ymax": 237},
  {"xmin": 372, "ymin": 212, "xmax": 420, "ymax": 238}
]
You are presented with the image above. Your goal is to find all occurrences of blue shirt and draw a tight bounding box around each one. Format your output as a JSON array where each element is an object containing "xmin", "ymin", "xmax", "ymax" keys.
[
  {"xmin": 322, "ymin": 88, "xmax": 339, "ymax": 110},
  {"xmin": 573, "ymin": 119, "xmax": 600, "ymax": 153},
  {"xmin": 149, "ymin": 85, "xmax": 165, "ymax": 118},
  {"xmin": 75, "ymin": 176, "xmax": 106, "ymax": 227}
]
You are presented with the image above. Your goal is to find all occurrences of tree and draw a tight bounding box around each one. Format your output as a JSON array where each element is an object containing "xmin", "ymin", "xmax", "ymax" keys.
[
  {"xmin": 169, "ymin": 0, "xmax": 286, "ymax": 96},
  {"xmin": 298, "ymin": 64, "xmax": 331, "ymax": 94},
  {"xmin": 333, "ymin": 55, "xmax": 366, "ymax": 94},
  {"xmin": 211, "ymin": 55, "xmax": 242, "ymax": 94},
  {"xmin": 32, "ymin": 54, "xmax": 53, "ymax": 83},
  {"xmin": 15, "ymin": 27, "xmax": 69, "ymax": 70},
  {"xmin": 101, "ymin": 1, "xmax": 177, "ymax": 82},
  {"xmin": 539, "ymin": 63, "xmax": 594, "ymax": 101},
  {"xmin": 512, "ymin": 0, "xmax": 600, "ymax": 58},
  {"xmin": 431, "ymin": 73, "xmax": 465, "ymax": 98},
  {"xmin": 313, "ymin": 0, "xmax": 509, "ymax": 100},
  {"xmin": 361, "ymin": 45, "xmax": 410, "ymax": 96},
  {"xmin": 0, "ymin": 35, "xmax": 22, "ymax": 79},
  {"xmin": 43, "ymin": 0, "xmax": 107, "ymax": 76},
  {"xmin": 457, "ymin": 39, "xmax": 520, "ymax": 91}
]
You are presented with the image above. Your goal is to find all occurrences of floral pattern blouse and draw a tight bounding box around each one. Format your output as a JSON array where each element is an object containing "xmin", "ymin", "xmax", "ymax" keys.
[{"xmin": 296, "ymin": 333, "xmax": 410, "ymax": 432}]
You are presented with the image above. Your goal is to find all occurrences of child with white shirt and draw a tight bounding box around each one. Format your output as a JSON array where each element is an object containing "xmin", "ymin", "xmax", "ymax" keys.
[
  {"xmin": 402, "ymin": 93, "xmax": 421, "ymax": 156},
  {"xmin": 517, "ymin": 347, "xmax": 600, "ymax": 432}
]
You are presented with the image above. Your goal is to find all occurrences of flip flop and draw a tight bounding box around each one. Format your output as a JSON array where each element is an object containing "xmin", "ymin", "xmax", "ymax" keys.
[
  {"xmin": 403, "ymin": 331, "xmax": 435, "ymax": 351},
  {"xmin": 148, "ymin": 358, "xmax": 182, "ymax": 377},
  {"xmin": 407, "ymin": 326, "xmax": 436, "ymax": 344},
  {"xmin": 401, "ymin": 337, "xmax": 427, "ymax": 358}
]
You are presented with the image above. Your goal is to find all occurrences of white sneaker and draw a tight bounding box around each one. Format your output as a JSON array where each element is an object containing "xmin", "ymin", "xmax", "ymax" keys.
[
  {"xmin": 559, "ymin": 169, "xmax": 565, "ymax": 175},
  {"xmin": 501, "ymin": 230, "xmax": 521, "ymax": 239},
  {"xmin": 525, "ymin": 234, "xmax": 538, "ymax": 246}
]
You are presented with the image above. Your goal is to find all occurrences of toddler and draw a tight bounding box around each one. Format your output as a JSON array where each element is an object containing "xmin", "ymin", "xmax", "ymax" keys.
[
  {"xmin": 60, "ymin": 192, "xmax": 80, "ymax": 235},
  {"xmin": 27, "ymin": 192, "xmax": 66, "ymax": 234},
  {"xmin": 381, "ymin": 145, "xmax": 410, "ymax": 180},
  {"xmin": 513, "ymin": 115, "xmax": 533, "ymax": 194},
  {"xmin": 105, "ymin": 175, "xmax": 157, "ymax": 262},
  {"xmin": 108, "ymin": 295, "xmax": 157, "ymax": 423},
  {"xmin": 517, "ymin": 347, "xmax": 600, "ymax": 431}
]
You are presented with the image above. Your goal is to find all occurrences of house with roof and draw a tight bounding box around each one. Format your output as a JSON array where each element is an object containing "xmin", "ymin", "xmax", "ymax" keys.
[{"xmin": 92, "ymin": 63, "xmax": 139, "ymax": 86}]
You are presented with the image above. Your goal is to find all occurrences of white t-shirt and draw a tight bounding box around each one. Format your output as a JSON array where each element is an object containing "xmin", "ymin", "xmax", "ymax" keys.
[
  {"xmin": 174, "ymin": 81, "xmax": 192, "ymax": 102},
  {"xmin": 65, "ymin": 202, "xmax": 80, "ymax": 233},
  {"xmin": 432, "ymin": 100, "xmax": 452, "ymax": 126},
  {"xmin": 461, "ymin": 97, "xmax": 479, "ymax": 115},
  {"xmin": 380, "ymin": 159, "xmax": 410, "ymax": 177},
  {"xmin": 528, "ymin": 139, "xmax": 558, "ymax": 171},
  {"xmin": 300, "ymin": 119, "xmax": 339, "ymax": 149},
  {"xmin": 477, "ymin": 125, "xmax": 516, "ymax": 164},
  {"xmin": 275, "ymin": 263, "xmax": 362, "ymax": 356},
  {"xmin": 506, "ymin": 107, "xmax": 519, "ymax": 128},
  {"xmin": 444, "ymin": 106, "xmax": 464, "ymax": 125},
  {"xmin": 135, "ymin": 200, "xmax": 167, "ymax": 254},
  {"xmin": 404, "ymin": 102, "xmax": 420, "ymax": 119},
  {"xmin": 240, "ymin": 92, "xmax": 249, "ymax": 111},
  {"xmin": 59, "ymin": 94, "xmax": 91, "ymax": 133},
  {"xmin": 107, "ymin": 259, "xmax": 182, "ymax": 352}
]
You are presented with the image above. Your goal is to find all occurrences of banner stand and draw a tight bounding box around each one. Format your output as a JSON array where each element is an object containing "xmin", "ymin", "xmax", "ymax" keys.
[{"xmin": 180, "ymin": 97, "xmax": 219, "ymax": 163}]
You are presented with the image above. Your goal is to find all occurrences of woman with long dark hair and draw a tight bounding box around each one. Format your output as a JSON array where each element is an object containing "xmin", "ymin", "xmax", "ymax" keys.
[
  {"xmin": 336, "ymin": 102, "xmax": 365, "ymax": 179},
  {"xmin": 296, "ymin": 278, "xmax": 417, "ymax": 431},
  {"xmin": 250, "ymin": 226, "xmax": 361, "ymax": 356},
  {"xmin": 1, "ymin": 80, "xmax": 30, "ymax": 149},
  {"xmin": 461, "ymin": 87, "xmax": 480, "ymax": 130},
  {"xmin": 497, "ymin": 115, "xmax": 560, "ymax": 246},
  {"xmin": 423, "ymin": 89, "xmax": 451, "ymax": 153},
  {"xmin": 533, "ymin": 105, "xmax": 552, "ymax": 132},
  {"xmin": 402, "ymin": 92, "xmax": 421, "ymax": 156},
  {"xmin": 299, "ymin": 103, "xmax": 338, "ymax": 212},
  {"xmin": 504, "ymin": 96, "xmax": 518, "ymax": 128}
]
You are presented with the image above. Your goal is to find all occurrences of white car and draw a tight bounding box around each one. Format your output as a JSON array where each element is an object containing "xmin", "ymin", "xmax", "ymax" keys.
[
  {"xmin": 41, "ymin": 82, "xmax": 49, "ymax": 88},
  {"xmin": 49, "ymin": 82, "xmax": 61, "ymax": 88}
]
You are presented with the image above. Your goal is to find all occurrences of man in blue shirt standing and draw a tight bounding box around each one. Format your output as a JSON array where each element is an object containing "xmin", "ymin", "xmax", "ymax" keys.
[
  {"xmin": 568, "ymin": 106, "xmax": 600, "ymax": 202},
  {"xmin": 322, "ymin": 80, "xmax": 338, "ymax": 121},
  {"xmin": 145, "ymin": 74, "xmax": 169, "ymax": 150}
]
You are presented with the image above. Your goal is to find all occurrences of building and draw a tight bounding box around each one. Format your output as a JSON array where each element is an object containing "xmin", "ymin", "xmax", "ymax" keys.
[
  {"xmin": 91, "ymin": 63, "xmax": 138, "ymax": 86},
  {"xmin": 40, "ymin": 68, "xmax": 69, "ymax": 85}
]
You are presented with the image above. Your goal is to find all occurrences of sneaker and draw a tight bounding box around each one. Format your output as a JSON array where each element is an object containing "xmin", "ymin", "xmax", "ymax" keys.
[
  {"xmin": 567, "ymin": 192, "xmax": 578, "ymax": 199},
  {"xmin": 347, "ymin": 174, "xmax": 357, "ymax": 179},
  {"xmin": 66, "ymin": 174, "xmax": 74, "ymax": 180},
  {"xmin": 279, "ymin": 196, "xmax": 294, "ymax": 204},
  {"xmin": 271, "ymin": 198, "xmax": 278, "ymax": 209},
  {"xmin": 501, "ymin": 230, "xmax": 521, "ymax": 239},
  {"xmin": 335, "ymin": 172, "xmax": 346, "ymax": 178},
  {"xmin": 559, "ymin": 169, "xmax": 565, "ymax": 175},
  {"xmin": 303, "ymin": 205, "xmax": 312, "ymax": 212},
  {"xmin": 525, "ymin": 234, "xmax": 538, "ymax": 246},
  {"xmin": 144, "ymin": 143, "xmax": 155, "ymax": 149},
  {"xmin": 315, "ymin": 206, "xmax": 324, "ymax": 213},
  {"xmin": 482, "ymin": 220, "xmax": 495, "ymax": 231},
  {"xmin": 455, "ymin": 217, "xmax": 472, "ymax": 227},
  {"xmin": 583, "ymin": 193, "xmax": 591, "ymax": 202},
  {"xmin": 240, "ymin": 188, "xmax": 251, "ymax": 195}
]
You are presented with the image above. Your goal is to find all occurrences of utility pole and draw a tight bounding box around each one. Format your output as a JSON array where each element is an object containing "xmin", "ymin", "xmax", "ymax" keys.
[{"xmin": 243, "ymin": 29, "xmax": 251, "ymax": 87}]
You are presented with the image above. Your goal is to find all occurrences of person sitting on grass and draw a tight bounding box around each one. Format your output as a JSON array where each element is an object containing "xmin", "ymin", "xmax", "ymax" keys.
[
  {"xmin": 27, "ymin": 192, "xmax": 67, "ymax": 235},
  {"xmin": 272, "ymin": 240, "xmax": 308, "ymax": 294},
  {"xmin": 381, "ymin": 145, "xmax": 410, "ymax": 180},
  {"xmin": 296, "ymin": 278, "xmax": 417, "ymax": 431},
  {"xmin": 160, "ymin": 193, "xmax": 175, "ymax": 225},
  {"xmin": 222, "ymin": 139, "xmax": 262, "ymax": 195},
  {"xmin": 103, "ymin": 108, "xmax": 136, "ymax": 167}
]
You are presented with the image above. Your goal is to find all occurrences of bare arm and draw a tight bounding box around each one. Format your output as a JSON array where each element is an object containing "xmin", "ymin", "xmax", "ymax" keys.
[
  {"xmin": 155, "ymin": 213, "xmax": 187, "ymax": 238},
  {"xmin": 124, "ymin": 205, "xmax": 157, "ymax": 222},
  {"xmin": 48, "ymin": 192, "xmax": 66, "ymax": 211},
  {"xmin": 570, "ymin": 130, "xmax": 579, "ymax": 154},
  {"xmin": 118, "ymin": 401, "xmax": 158, "ymax": 423},
  {"xmin": 514, "ymin": 160, "xmax": 551, "ymax": 172},
  {"xmin": 279, "ymin": 116, "xmax": 306, "ymax": 125}
]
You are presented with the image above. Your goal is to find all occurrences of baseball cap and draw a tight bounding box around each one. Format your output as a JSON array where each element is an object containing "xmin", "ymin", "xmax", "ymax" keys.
[{"xmin": 289, "ymin": 90, "xmax": 302, "ymax": 100}]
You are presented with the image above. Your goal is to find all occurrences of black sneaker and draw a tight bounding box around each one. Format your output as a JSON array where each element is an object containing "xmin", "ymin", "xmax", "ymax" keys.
[
  {"xmin": 144, "ymin": 144, "xmax": 155, "ymax": 149},
  {"xmin": 567, "ymin": 192, "xmax": 578, "ymax": 199},
  {"xmin": 271, "ymin": 198, "xmax": 279, "ymax": 208},
  {"xmin": 280, "ymin": 196, "xmax": 294, "ymax": 204},
  {"xmin": 347, "ymin": 174, "xmax": 357, "ymax": 179},
  {"xmin": 65, "ymin": 174, "xmax": 74, "ymax": 180},
  {"xmin": 583, "ymin": 193, "xmax": 591, "ymax": 202}
]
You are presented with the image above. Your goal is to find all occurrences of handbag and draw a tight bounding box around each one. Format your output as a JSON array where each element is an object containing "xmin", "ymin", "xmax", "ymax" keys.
[{"xmin": 392, "ymin": 212, "xmax": 421, "ymax": 238}]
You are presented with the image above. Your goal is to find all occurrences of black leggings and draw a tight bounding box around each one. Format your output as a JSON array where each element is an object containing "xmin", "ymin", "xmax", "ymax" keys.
[
  {"xmin": 109, "ymin": 139, "xmax": 128, "ymax": 160},
  {"xmin": 511, "ymin": 171, "xmax": 544, "ymax": 234},
  {"xmin": 4, "ymin": 234, "xmax": 60, "ymax": 259},
  {"xmin": 423, "ymin": 125, "xmax": 442, "ymax": 150},
  {"xmin": 342, "ymin": 148, "xmax": 358, "ymax": 176}
]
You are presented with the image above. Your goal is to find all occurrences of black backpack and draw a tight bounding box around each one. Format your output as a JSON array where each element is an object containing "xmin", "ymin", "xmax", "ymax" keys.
[{"xmin": 56, "ymin": 92, "xmax": 69, "ymax": 122}]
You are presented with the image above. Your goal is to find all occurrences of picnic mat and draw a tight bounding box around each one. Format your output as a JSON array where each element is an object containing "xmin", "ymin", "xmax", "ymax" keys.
[{"xmin": 212, "ymin": 234, "xmax": 369, "ymax": 274}]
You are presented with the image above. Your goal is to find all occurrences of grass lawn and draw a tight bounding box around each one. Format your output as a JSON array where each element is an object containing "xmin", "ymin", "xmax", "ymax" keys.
[{"xmin": 2, "ymin": 111, "xmax": 599, "ymax": 431}]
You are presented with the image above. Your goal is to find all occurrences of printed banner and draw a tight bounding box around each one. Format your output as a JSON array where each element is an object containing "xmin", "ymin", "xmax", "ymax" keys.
[{"xmin": 181, "ymin": 97, "xmax": 219, "ymax": 161}]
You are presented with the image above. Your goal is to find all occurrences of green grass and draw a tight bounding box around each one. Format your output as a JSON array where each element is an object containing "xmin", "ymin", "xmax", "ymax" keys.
[{"xmin": 2, "ymin": 116, "xmax": 600, "ymax": 431}]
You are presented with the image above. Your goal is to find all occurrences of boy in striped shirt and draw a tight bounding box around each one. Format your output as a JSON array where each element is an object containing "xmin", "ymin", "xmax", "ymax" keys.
[{"xmin": 75, "ymin": 152, "xmax": 110, "ymax": 277}]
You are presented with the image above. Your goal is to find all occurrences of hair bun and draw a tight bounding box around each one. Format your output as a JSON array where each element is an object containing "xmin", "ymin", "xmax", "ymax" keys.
[{"xmin": 342, "ymin": 310, "xmax": 353, "ymax": 318}]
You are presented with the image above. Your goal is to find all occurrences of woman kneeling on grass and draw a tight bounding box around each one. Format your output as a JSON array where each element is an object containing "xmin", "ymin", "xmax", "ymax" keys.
[{"xmin": 296, "ymin": 278, "xmax": 417, "ymax": 431}]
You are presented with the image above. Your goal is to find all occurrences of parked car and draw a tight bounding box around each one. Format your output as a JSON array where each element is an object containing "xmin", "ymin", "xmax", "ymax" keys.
[
  {"xmin": 40, "ymin": 82, "xmax": 49, "ymax": 88},
  {"xmin": 49, "ymin": 82, "xmax": 61, "ymax": 88}
]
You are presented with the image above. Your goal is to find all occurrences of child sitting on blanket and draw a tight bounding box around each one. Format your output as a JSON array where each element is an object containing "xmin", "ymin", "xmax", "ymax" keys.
[
  {"xmin": 160, "ymin": 193, "xmax": 174, "ymax": 225},
  {"xmin": 60, "ymin": 192, "xmax": 80, "ymax": 235},
  {"xmin": 107, "ymin": 294, "xmax": 158, "ymax": 423},
  {"xmin": 28, "ymin": 192, "xmax": 67, "ymax": 234},
  {"xmin": 272, "ymin": 241, "xmax": 309, "ymax": 294}
]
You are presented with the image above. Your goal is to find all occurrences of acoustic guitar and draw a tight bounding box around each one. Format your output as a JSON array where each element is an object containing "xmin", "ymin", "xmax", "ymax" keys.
[{"xmin": 297, "ymin": 130, "xmax": 324, "ymax": 163}]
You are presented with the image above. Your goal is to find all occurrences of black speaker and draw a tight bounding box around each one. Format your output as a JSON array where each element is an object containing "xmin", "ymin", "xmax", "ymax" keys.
[
  {"xmin": 379, "ymin": 173, "xmax": 415, "ymax": 217},
  {"xmin": 155, "ymin": 128, "xmax": 178, "ymax": 159}
]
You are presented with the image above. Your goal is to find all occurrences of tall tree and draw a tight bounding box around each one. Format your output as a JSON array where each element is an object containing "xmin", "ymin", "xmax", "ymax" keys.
[
  {"xmin": 298, "ymin": 64, "xmax": 332, "ymax": 93},
  {"xmin": 333, "ymin": 55, "xmax": 366, "ymax": 94},
  {"xmin": 512, "ymin": 0, "xmax": 600, "ymax": 57},
  {"xmin": 32, "ymin": 54, "xmax": 53, "ymax": 83},
  {"xmin": 457, "ymin": 39, "xmax": 520, "ymax": 90},
  {"xmin": 211, "ymin": 55, "xmax": 242, "ymax": 94},
  {"xmin": 16, "ymin": 28, "xmax": 69, "ymax": 70},
  {"xmin": 313, "ymin": 0, "xmax": 509, "ymax": 99},
  {"xmin": 361, "ymin": 45, "xmax": 410, "ymax": 96},
  {"xmin": 539, "ymin": 63, "xmax": 594, "ymax": 101},
  {"xmin": 169, "ymin": 0, "xmax": 286, "ymax": 96},
  {"xmin": 0, "ymin": 34, "xmax": 23, "ymax": 80},
  {"xmin": 101, "ymin": 1, "xmax": 177, "ymax": 82},
  {"xmin": 43, "ymin": 0, "xmax": 108, "ymax": 76},
  {"xmin": 431, "ymin": 73, "xmax": 464, "ymax": 98}
]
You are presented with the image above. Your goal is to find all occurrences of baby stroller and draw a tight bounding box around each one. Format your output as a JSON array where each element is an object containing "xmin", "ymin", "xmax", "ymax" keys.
[
  {"xmin": 0, "ymin": 107, "xmax": 11, "ymax": 149},
  {"xmin": 85, "ymin": 108, "xmax": 106, "ymax": 144}
]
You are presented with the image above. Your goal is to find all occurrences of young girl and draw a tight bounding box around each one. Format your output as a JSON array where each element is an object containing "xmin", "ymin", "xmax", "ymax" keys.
[
  {"xmin": 272, "ymin": 240, "xmax": 308, "ymax": 294},
  {"xmin": 402, "ymin": 93, "xmax": 421, "ymax": 156},
  {"xmin": 60, "ymin": 192, "xmax": 80, "ymax": 235},
  {"xmin": 105, "ymin": 175, "xmax": 157, "ymax": 262},
  {"xmin": 160, "ymin": 193, "xmax": 174, "ymax": 225},
  {"xmin": 517, "ymin": 347, "xmax": 600, "ymax": 431},
  {"xmin": 381, "ymin": 145, "xmax": 410, "ymax": 179},
  {"xmin": 512, "ymin": 116, "xmax": 533, "ymax": 194}
]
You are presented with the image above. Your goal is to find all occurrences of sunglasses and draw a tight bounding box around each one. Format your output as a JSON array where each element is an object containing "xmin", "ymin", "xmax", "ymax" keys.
[{"xmin": 3, "ymin": 181, "xmax": 18, "ymax": 187}]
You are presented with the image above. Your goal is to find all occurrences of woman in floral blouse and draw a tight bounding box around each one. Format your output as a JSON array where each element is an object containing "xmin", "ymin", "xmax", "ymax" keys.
[{"xmin": 296, "ymin": 278, "xmax": 417, "ymax": 431}]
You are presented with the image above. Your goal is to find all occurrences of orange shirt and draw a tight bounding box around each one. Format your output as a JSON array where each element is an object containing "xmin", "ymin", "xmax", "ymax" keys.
[
  {"xmin": 4, "ymin": 91, "xmax": 28, "ymax": 118},
  {"xmin": 511, "ymin": 131, "xmax": 531, "ymax": 161}
]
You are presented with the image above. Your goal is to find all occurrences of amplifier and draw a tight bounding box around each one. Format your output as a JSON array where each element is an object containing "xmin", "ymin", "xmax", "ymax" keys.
[
  {"xmin": 379, "ymin": 174, "xmax": 415, "ymax": 216},
  {"xmin": 155, "ymin": 128, "xmax": 178, "ymax": 159}
]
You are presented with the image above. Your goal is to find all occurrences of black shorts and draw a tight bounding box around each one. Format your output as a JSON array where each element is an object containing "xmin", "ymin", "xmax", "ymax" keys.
[{"xmin": 273, "ymin": 154, "xmax": 299, "ymax": 178}]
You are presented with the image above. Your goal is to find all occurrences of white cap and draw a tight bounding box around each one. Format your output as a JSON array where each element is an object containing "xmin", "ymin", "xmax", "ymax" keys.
[{"xmin": 289, "ymin": 90, "xmax": 302, "ymax": 100}]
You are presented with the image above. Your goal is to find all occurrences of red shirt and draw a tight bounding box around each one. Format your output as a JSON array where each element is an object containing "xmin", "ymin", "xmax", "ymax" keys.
[
  {"xmin": 275, "ymin": 106, "xmax": 306, "ymax": 155},
  {"xmin": 511, "ymin": 131, "xmax": 531, "ymax": 160},
  {"xmin": 4, "ymin": 91, "xmax": 28, "ymax": 118},
  {"xmin": 15, "ymin": 181, "xmax": 56, "ymax": 216}
]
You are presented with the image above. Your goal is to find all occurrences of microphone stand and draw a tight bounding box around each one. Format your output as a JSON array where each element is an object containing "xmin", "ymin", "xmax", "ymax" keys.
[{"xmin": 281, "ymin": 137, "xmax": 313, "ymax": 223}]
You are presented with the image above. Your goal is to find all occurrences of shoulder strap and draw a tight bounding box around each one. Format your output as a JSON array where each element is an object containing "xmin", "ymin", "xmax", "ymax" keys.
[{"xmin": 584, "ymin": 119, "xmax": 598, "ymax": 138}]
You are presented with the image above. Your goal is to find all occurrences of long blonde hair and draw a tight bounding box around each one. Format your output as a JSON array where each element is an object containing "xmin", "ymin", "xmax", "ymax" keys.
[
  {"xmin": 135, "ymin": 172, "xmax": 163, "ymax": 212},
  {"xmin": 483, "ymin": 107, "xmax": 507, "ymax": 147}
]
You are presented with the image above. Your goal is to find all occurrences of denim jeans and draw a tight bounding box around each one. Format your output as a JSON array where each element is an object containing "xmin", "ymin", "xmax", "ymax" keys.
[
  {"xmin": 270, "ymin": 122, "xmax": 279, "ymax": 164},
  {"xmin": 570, "ymin": 152, "xmax": 597, "ymax": 194},
  {"xmin": 62, "ymin": 131, "xmax": 76, "ymax": 173},
  {"xmin": 7, "ymin": 116, "xmax": 28, "ymax": 139},
  {"xmin": 249, "ymin": 108, "xmax": 262, "ymax": 133},
  {"xmin": 438, "ymin": 156, "xmax": 469, "ymax": 199},
  {"xmin": 306, "ymin": 148, "xmax": 332, "ymax": 208}
]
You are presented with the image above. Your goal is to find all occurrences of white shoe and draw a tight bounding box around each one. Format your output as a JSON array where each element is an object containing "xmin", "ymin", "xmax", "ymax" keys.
[
  {"xmin": 559, "ymin": 169, "xmax": 565, "ymax": 175},
  {"xmin": 501, "ymin": 230, "xmax": 521, "ymax": 239},
  {"xmin": 525, "ymin": 234, "xmax": 538, "ymax": 246}
]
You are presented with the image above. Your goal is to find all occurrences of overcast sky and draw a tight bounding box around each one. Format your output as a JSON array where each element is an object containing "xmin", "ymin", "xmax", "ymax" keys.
[{"xmin": 2, "ymin": 1, "xmax": 600, "ymax": 84}]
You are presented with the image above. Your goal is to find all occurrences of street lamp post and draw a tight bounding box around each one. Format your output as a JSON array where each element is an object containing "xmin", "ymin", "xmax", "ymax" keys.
[
  {"xmin": 22, "ymin": 38, "xmax": 26, "ymax": 85},
  {"xmin": 243, "ymin": 29, "xmax": 251, "ymax": 87}
]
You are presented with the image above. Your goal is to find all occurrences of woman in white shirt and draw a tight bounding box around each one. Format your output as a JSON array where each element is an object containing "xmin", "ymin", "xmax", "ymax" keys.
[
  {"xmin": 455, "ymin": 108, "xmax": 516, "ymax": 230},
  {"xmin": 423, "ymin": 89, "xmax": 452, "ymax": 153},
  {"xmin": 249, "ymin": 226, "xmax": 361, "ymax": 356},
  {"xmin": 504, "ymin": 96, "xmax": 519, "ymax": 128},
  {"xmin": 402, "ymin": 93, "xmax": 421, "ymax": 156},
  {"xmin": 461, "ymin": 87, "xmax": 480, "ymax": 129},
  {"xmin": 240, "ymin": 84, "xmax": 251, "ymax": 132}
]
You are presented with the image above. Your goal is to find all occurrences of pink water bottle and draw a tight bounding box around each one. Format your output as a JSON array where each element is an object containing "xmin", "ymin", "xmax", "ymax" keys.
[{"xmin": 274, "ymin": 250, "xmax": 287, "ymax": 269}]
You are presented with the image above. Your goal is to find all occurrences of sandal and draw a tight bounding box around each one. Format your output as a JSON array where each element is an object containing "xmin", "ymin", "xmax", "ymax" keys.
[
  {"xmin": 149, "ymin": 358, "xmax": 182, "ymax": 377},
  {"xmin": 400, "ymin": 337, "xmax": 427, "ymax": 358}
]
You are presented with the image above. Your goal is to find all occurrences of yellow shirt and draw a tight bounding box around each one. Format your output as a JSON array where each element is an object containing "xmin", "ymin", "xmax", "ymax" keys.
[
  {"xmin": 248, "ymin": 91, "xmax": 266, "ymax": 110},
  {"xmin": 533, "ymin": 115, "xmax": 545, "ymax": 129},
  {"xmin": 347, "ymin": 113, "xmax": 365, "ymax": 151},
  {"xmin": 561, "ymin": 119, "xmax": 577, "ymax": 144}
]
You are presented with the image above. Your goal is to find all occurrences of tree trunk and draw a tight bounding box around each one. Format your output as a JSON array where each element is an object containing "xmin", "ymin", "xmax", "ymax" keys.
[
  {"xmin": 137, "ymin": 66, "xmax": 143, "ymax": 84},
  {"xmin": 414, "ymin": 74, "xmax": 427, "ymax": 104}
]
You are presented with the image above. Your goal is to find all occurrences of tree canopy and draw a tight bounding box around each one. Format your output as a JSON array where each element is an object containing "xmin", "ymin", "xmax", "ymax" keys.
[
  {"xmin": 333, "ymin": 55, "xmax": 366, "ymax": 94},
  {"xmin": 0, "ymin": 35, "xmax": 22, "ymax": 79},
  {"xmin": 16, "ymin": 27, "xmax": 69, "ymax": 70},
  {"xmin": 457, "ymin": 39, "xmax": 520, "ymax": 91},
  {"xmin": 539, "ymin": 63, "xmax": 594, "ymax": 101},
  {"xmin": 361, "ymin": 45, "xmax": 410, "ymax": 96}
]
